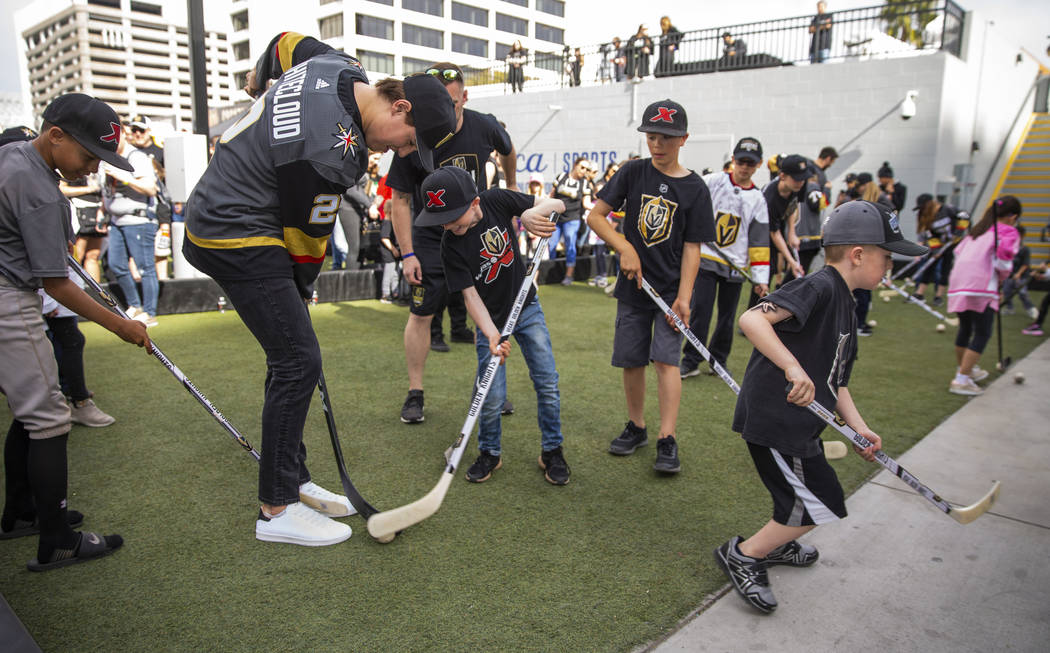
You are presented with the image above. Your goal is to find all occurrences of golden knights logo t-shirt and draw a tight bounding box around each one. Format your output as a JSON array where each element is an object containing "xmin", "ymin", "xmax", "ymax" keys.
[
  {"xmin": 440, "ymin": 189, "xmax": 536, "ymax": 329},
  {"xmin": 596, "ymin": 158, "xmax": 715, "ymax": 305}
]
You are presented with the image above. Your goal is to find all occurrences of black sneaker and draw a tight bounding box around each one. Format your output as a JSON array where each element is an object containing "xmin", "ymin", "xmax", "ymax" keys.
[
  {"xmin": 450, "ymin": 328, "xmax": 475, "ymax": 343},
  {"xmin": 465, "ymin": 452, "xmax": 502, "ymax": 482},
  {"xmin": 400, "ymin": 390, "xmax": 424, "ymax": 424},
  {"xmin": 538, "ymin": 446, "xmax": 571, "ymax": 485},
  {"xmin": 857, "ymin": 324, "xmax": 873, "ymax": 337},
  {"xmin": 763, "ymin": 540, "xmax": 819, "ymax": 567},
  {"xmin": 680, "ymin": 362, "xmax": 701, "ymax": 378},
  {"xmin": 501, "ymin": 399, "xmax": 515, "ymax": 416},
  {"xmin": 430, "ymin": 335, "xmax": 450, "ymax": 352},
  {"xmin": 653, "ymin": 435, "xmax": 681, "ymax": 473},
  {"xmin": 608, "ymin": 421, "xmax": 647, "ymax": 455},
  {"xmin": 714, "ymin": 536, "xmax": 778, "ymax": 613},
  {"xmin": 931, "ymin": 296, "xmax": 944, "ymax": 306}
]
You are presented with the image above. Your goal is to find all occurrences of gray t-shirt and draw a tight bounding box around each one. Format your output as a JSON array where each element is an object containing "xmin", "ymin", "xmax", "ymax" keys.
[
  {"xmin": 0, "ymin": 141, "xmax": 73, "ymax": 290},
  {"xmin": 102, "ymin": 146, "xmax": 154, "ymax": 225}
]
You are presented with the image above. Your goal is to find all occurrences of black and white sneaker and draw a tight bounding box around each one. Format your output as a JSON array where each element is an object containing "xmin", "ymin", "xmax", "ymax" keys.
[
  {"xmin": 538, "ymin": 446, "xmax": 571, "ymax": 485},
  {"xmin": 714, "ymin": 536, "xmax": 777, "ymax": 613},
  {"xmin": 763, "ymin": 540, "xmax": 819, "ymax": 567},
  {"xmin": 465, "ymin": 452, "xmax": 502, "ymax": 482},
  {"xmin": 608, "ymin": 421, "xmax": 647, "ymax": 455},
  {"xmin": 857, "ymin": 324, "xmax": 873, "ymax": 337},
  {"xmin": 653, "ymin": 435, "xmax": 681, "ymax": 473},
  {"xmin": 400, "ymin": 390, "xmax": 424, "ymax": 424},
  {"xmin": 501, "ymin": 399, "xmax": 515, "ymax": 416},
  {"xmin": 680, "ymin": 362, "xmax": 701, "ymax": 378}
]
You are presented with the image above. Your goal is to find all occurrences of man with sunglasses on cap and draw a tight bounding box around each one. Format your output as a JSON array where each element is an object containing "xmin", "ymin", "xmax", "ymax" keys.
[
  {"xmin": 386, "ymin": 62, "xmax": 518, "ymax": 426},
  {"xmin": 680, "ymin": 137, "xmax": 770, "ymax": 379},
  {"xmin": 183, "ymin": 32, "xmax": 456, "ymax": 546},
  {"xmin": 1, "ymin": 93, "xmax": 151, "ymax": 570}
]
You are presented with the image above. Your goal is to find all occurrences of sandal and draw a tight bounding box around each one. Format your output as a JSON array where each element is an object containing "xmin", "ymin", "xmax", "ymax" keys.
[
  {"xmin": 27, "ymin": 531, "xmax": 123, "ymax": 572},
  {"xmin": 0, "ymin": 510, "xmax": 84, "ymax": 540}
]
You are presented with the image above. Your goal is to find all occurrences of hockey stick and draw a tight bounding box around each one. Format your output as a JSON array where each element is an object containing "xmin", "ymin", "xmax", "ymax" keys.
[
  {"xmin": 67, "ymin": 255, "xmax": 262, "ymax": 460},
  {"xmin": 907, "ymin": 237, "xmax": 961, "ymax": 284},
  {"xmin": 316, "ymin": 368, "xmax": 384, "ymax": 526},
  {"xmin": 367, "ymin": 212, "xmax": 557, "ymax": 540},
  {"xmin": 993, "ymin": 222, "xmax": 1011, "ymax": 372},
  {"xmin": 706, "ymin": 243, "xmax": 756, "ymax": 285},
  {"xmin": 890, "ymin": 250, "xmax": 931, "ymax": 281},
  {"xmin": 786, "ymin": 384, "xmax": 1000, "ymax": 524},
  {"xmin": 879, "ymin": 278, "xmax": 960, "ymax": 326},
  {"xmin": 641, "ymin": 278, "xmax": 849, "ymax": 459}
]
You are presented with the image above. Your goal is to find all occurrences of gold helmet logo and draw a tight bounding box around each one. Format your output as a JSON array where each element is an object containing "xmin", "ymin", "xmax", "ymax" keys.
[
  {"xmin": 714, "ymin": 211, "xmax": 741, "ymax": 247},
  {"xmin": 638, "ymin": 194, "xmax": 677, "ymax": 247}
]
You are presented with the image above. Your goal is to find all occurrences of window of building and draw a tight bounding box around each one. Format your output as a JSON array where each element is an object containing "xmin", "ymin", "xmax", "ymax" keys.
[
  {"xmin": 319, "ymin": 14, "xmax": 344, "ymax": 39},
  {"xmin": 130, "ymin": 1, "xmax": 162, "ymax": 15},
  {"xmin": 536, "ymin": 0, "xmax": 564, "ymax": 17},
  {"xmin": 535, "ymin": 23, "xmax": 563, "ymax": 44},
  {"xmin": 88, "ymin": 0, "xmax": 121, "ymax": 8},
  {"xmin": 357, "ymin": 49, "xmax": 394, "ymax": 74},
  {"xmin": 320, "ymin": 0, "xmax": 341, "ymax": 4},
  {"xmin": 231, "ymin": 10, "xmax": 248, "ymax": 31},
  {"xmin": 402, "ymin": 56, "xmax": 432, "ymax": 74},
  {"xmin": 452, "ymin": 33, "xmax": 487, "ymax": 58},
  {"xmin": 452, "ymin": 2, "xmax": 487, "ymax": 27},
  {"xmin": 403, "ymin": 24, "xmax": 443, "ymax": 49},
  {"xmin": 232, "ymin": 40, "xmax": 250, "ymax": 61},
  {"xmin": 500, "ymin": 0, "xmax": 527, "ymax": 6},
  {"xmin": 495, "ymin": 42, "xmax": 511, "ymax": 61},
  {"xmin": 534, "ymin": 50, "xmax": 562, "ymax": 72},
  {"xmin": 495, "ymin": 13, "xmax": 527, "ymax": 36},
  {"xmin": 403, "ymin": 0, "xmax": 442, "ymax": 17},
  {"xmin": 356, "ymin": 14, "xmax": 393, "ymax": 40},
  {"xmin": 366, "ymin": 0, "xmax": 393, "ymax": 4}
]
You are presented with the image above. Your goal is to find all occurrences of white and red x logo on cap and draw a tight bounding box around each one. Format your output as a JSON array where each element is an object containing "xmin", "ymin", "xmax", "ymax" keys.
[
  {"xmin": 100, "ymin": 122, "xmax": 121, "ymax": 144},
  {"xmin": 650, "ymin": 107, "xmax": 677, "ymax": 123},
  {"xmin": 426, "ymin": 189, "xmax": 446, "ymax": 208}
]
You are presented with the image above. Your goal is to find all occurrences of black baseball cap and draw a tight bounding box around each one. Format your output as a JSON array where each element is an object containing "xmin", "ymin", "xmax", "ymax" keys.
[
  {"xmin": 42, "ymin": 93, "xmax": 133, "ymax": 171},
  {"xmin": 779, "ymin": 154, "xmax": 810, "ymax": 181},
  {"xmin": 637, "ymin": 100, "xmax": 688, "ymax": 137},
  {"xmin": 126, "ymin": 114, "xmax": 151, "ymax": 130},
  {"xmin": 822, "ymin": 200, "xmax": 927, "ymax": 256},
  {"xmin": 856, "ymin": 172, "xmax": 874, "ymax": 186},
  {"xmin": 415, "ymin": 166, "xmax": 478, "ymax": 227},
  {"xmin": 404, "ymin": 73, "xmax": 457, "ymax": 172},
  {"xmin": 0, "ymin": 126, "xmax": 38, "ymax": 147},
  {"xmin": 912, "ymin": 192, "xmax": 934, "ymax": 211},
  {"xmin": 733, "ymin": 137, "xmax": 762, "ymax": 164}
]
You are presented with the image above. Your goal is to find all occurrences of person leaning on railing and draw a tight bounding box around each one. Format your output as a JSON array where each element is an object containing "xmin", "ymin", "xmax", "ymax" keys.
[{"xmin": 506, "ymin": 40, "xmax": 526, "ymax": 93}]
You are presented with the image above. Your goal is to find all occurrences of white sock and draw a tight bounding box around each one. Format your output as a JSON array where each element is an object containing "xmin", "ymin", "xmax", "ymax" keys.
[{"xmin": 953, "ymin": 373, "xmax": 970, "ymax": 384}]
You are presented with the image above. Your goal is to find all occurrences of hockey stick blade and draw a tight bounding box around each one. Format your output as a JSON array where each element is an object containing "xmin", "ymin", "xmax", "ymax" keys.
[
  {"xmin": 367, "ymin": 471, "xmax": 453, "ymax": 540},
  {"xmin": 947, "ymin": 480, "xmax": 1001, "ymax": 524}
]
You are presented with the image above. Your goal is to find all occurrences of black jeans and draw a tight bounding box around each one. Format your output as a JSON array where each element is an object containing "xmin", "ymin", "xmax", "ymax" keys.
[
  {"xmin": 44, "ymin": 316, "xmax": 89, "ymax": 402},
  {"xmin": 218, "ymin": 276, "xmax": 316, "ymax": 506},
  {"xmin": 683, "ymin": 270, "xmax": 744, "ymax": 369}
]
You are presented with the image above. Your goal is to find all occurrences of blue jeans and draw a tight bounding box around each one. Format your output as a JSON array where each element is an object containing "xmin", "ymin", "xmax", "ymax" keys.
[
  {"xmin": 548, "ymin": 219, "xmax": 580, "ymax": 265},
  {"xmin": 474, "ymin": 300, "xmax": 562, "ymax": 456},
  {"xmin": 108, "ymin": 221, "xmax": 158, "ymax": 316},
  {"xmin": 216, "ymin": 276, "xmax": 317, "ymax": 506}
]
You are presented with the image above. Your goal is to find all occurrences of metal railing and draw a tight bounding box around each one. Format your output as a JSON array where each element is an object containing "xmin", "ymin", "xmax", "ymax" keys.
[{"xmin": 462, "ymin": 1, "xmax": 965, "ymax": 95}]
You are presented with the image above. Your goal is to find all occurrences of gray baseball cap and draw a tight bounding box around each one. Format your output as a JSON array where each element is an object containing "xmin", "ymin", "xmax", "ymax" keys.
[{"xmin": 822, "ymin": 200, "xmax": 927, "ymax": 256}]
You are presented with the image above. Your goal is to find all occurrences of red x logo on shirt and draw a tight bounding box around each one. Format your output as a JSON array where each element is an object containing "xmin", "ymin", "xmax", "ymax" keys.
[
  {"xmin": 426, "ymin": 189, "xmax": 446, "ymax": 208},
  {"xmin": 650, "ymin": 107, "xmax": 677, "ymax": 123},
  {"xmin": 100, "ymin": 122, "xmax": 121, "ymax": 144}
]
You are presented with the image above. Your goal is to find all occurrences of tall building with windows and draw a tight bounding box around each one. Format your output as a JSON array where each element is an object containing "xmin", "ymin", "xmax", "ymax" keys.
[
  {"xmin": 226, "ymin": 0, "xmax": 567, "ymax": 84},
  {"xmin": 15, "ymin": 0, "xmax": 238, "ymax": 131}
]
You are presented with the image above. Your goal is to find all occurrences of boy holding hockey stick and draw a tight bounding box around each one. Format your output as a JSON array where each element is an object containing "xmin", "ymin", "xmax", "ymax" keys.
[
  {"xmin": 415, "ymin": 166, "xmax": 571, "ymax": 485},
  {"xmin": 585, "ymin": 99, "xmax": 715, "ymax": 474},
  {"xmin": 715, "ymin": 200, "xmax": 926, "ymax": 612}
]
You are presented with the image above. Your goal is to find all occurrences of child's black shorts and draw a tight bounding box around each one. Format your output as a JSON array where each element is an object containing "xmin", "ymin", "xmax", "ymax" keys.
[{"xmin": 747, "ymin": 441, "xmax": 847, "ymax": 526}]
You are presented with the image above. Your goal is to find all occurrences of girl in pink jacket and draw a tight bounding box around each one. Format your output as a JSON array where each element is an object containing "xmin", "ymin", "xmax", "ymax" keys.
[{"xmin": 946, "ymin": 195, "xmax": 1021, "ymax": 396}]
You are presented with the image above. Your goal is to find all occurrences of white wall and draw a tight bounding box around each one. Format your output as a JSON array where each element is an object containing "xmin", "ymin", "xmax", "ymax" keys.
[{"xmin": 468, "ymin": 16, "xmax": 1039, "ymax": 237}]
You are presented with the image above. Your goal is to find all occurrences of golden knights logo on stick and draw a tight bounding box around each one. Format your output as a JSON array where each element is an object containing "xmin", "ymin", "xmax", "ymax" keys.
[
  {"xmin": 638, "ymin": 194, "xmax": 677, "ymax": 247},
  {"xmin": 714, "ymin": 211, "xmax": 741, "ymax": 247},
  {"xmin": 478, "ymin": 226, "xmax": 515, "ymax": 283}
]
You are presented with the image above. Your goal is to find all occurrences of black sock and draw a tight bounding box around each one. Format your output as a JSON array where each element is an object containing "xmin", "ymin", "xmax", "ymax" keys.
[
  {"xmin": 28, "ymin": 433, "xmax": 78, "ymax": 561},
  {"xmin": 2, "ymin": 420, "xmax": 35, "ymax": 530}
]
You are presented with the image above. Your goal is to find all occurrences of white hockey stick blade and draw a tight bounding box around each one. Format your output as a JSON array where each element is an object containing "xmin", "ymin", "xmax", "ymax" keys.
[
  {"xmin": 367, "ymin": 472, "xmax": 454, "ymax": 540},
  {"xmin": 948, "ymin": 480, "xmax": 1001, "ymax": 525},
  {"xmin": 824, "ymin": 440, "xmax": 848, "ymax": 460}
]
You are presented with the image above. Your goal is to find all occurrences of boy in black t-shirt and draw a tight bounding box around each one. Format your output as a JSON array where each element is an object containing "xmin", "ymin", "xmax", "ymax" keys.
[
  {"xmin": 585, "ymin": 100, "xmax": 715, "ymax": 474},
  {"xmin": 714, "ymin": 200, "xmax": 927, "ymax": 613},
  {"xmin": 415, "ymin": 166, "xmax": 571, "ymax": 485}
]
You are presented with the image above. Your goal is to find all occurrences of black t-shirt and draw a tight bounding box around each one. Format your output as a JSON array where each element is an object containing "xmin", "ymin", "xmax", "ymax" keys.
[
  {"xmin": 810, "ymin": 14, "xmax": 833, "ymax": 51},
  {"xmin": 441, "ymin": 189, "xmax": 536, "ymax": 329},
  {"xmin": 139, "ymin": 141, "xmax": 164, "ymax": 168},
  {"xmin": 551, "ymin": 172, "xmax": 592, "ymax": 222},
  {"xmin": 733, "ymin": 266, "xmax": 858, "ymax": 457},
  {"xmin": 762, "ymin": 180, "xmax": 801, "ymax": 235},
  {"xmin": 597, "ymin": 158, "xmax": 715, "ymax": 305},
  {"xmin": 386, "ymin": 109, "xmax": 513, "ymax": 251}
]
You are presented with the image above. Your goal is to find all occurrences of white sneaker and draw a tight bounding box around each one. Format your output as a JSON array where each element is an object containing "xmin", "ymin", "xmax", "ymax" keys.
[
  {"xmin": 125, "ymin": 306, "xmax": 144, "ymax": 319},
  {"xmin": 299, "ymin": 481, "xmax": 356, "ymax": 517},
  {"xmin": 949, "ymin": 379, "xmax": 983, "ymax": 396},
  {"xmin": 70, "ymin": 398, "xmax": 115, "ymax": 427},
  {"xmin": 255, "ymin": 502, "xmax": 352, "ymax": 546},
  {"xmin": 969, "ymin": 366, "xmax": 989, "ymax": 383}
]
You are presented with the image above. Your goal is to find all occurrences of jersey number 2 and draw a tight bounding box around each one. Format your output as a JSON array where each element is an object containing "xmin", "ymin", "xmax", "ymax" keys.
[{"xmin": 309, "ymin": 195, "xmax": 341, "ymax": 224}]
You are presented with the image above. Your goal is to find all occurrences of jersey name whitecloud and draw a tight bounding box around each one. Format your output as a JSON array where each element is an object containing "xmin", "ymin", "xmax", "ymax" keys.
[{"xmin": 271, "ymin": 62, "xmax": 309, "ymax": 140}]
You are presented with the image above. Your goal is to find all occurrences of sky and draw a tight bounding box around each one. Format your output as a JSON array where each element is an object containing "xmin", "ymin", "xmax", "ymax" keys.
[{"xmin": 2, "ymin": 0, "xmax": 1047, "ymax": 95}]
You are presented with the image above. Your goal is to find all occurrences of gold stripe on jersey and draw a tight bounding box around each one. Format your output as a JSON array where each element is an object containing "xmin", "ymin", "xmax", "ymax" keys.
[
  {"xmin": 748, "ymin": 246, "xmax": 770, "ymax": 266},
  {"xmin": 186, "ymin": 228, "xmax": 286, "ymax": 250},
  {"xmin": 283, "ymin": 227, "xmax": 329, "ymax": 262},
  {"xmin": 277, "ymin": 33, "xmax": 306, "ymax": 73}
]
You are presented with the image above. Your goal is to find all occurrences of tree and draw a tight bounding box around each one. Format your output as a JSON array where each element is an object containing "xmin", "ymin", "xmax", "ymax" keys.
[{"xmin": 881, "ymin": 0, "xmax": 939, "ymax": 48}]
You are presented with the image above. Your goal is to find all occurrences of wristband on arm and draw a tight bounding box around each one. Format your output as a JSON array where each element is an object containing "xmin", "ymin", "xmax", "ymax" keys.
[{"xmin": 402, "ymin": 252, "xmax": 415, "ymax": 259}]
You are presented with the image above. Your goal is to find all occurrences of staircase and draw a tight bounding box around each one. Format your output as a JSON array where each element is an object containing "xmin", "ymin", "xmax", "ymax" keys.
[{"xmin": 996, "ymin": 113, "xmax": 1050, "ymax": 265}]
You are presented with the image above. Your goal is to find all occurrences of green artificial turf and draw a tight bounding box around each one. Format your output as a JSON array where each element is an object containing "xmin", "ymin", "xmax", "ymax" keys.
[{"xmin": 1, "ymin": 283, "xmax": 1044, "ymax": 652}]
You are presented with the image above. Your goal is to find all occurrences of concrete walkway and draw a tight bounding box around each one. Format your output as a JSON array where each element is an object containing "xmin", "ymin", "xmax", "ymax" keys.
[{"xmin": 651, "ymin": 339, "xmax": 1050, "ymax": 653}]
